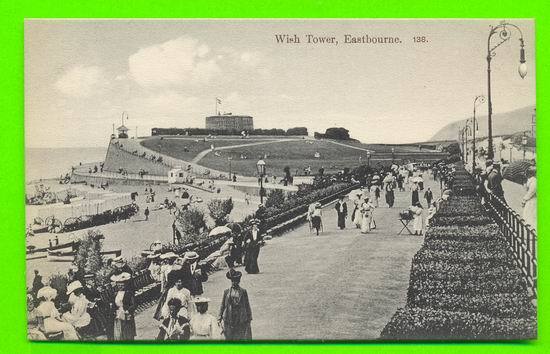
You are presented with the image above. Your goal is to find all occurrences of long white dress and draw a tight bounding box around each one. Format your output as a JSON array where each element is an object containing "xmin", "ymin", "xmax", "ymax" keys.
[
  {"xmin": 352, "ymin": 198, "xmax": 362, "ymax": 228},
  {"xmin": 36, "ymin": 300, "xmax": 79, "ymax": 340},
  {"xmin": 369, "ymin": 185, "xmax": 379, "ymax": 207},
  {"xmin": 360, "ymin": 202, "xmax": 375, "ymax": 233},
  {"xmin": 410, "ymin": 206, "xmax": 424, "ymax": 234},
  {"xmin": 62, "ymin": 293, "xmax": 91, "ymax": 329},
  {"xmin": 189, "ymin": 312, "xmax": 221, "ymax": 339},
  {"xmin": 522, "ymin": 176, "xmax": 537, "ymax": 230},
  {"xmin": 161, "ymin": 286, "xmax": 192, "ymax": 319}
]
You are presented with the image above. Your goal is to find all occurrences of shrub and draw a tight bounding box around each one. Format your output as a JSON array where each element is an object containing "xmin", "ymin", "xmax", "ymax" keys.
[
  {"xmin": 413, "ymin": 247, "xmax": 515, "ymax": 266},
  {"xmin": 407, "ymin": 274, "xmax": 526, "ymax": 297},
  {"xmin": 430, "ymin": 215, "xmax": 494, "ymax": 227},
  {"xmin": 207, "ymin": 198, "xmax": 234, "ymax": 226},
  {"xmin": 48, "ymin": 273, "xmax": 69, "ymax": 304},
  {"xmin": 424, "ymin": 225, "xmax": 502, "ymax": 242},
  {"xmin": 74, "ymin": 229, "xmax": 105, "ymax": 275},
  {"xmin": 176, "ymin": 207, "xmax": 207, "ymax": 240},
  {"xmin": 408, "ymin": 293, "xmax": 536, "ymax": 318},
  {"xmin": 409, "ymin": 262, "xmax": 522, "ymax": 282},
  {"xmin": 265, "ymin": 189, "xmax": 285, "ymax": 208},
  {"xmin": 380, "ymin": 307, "xmax": 537, "ymax": 340}
]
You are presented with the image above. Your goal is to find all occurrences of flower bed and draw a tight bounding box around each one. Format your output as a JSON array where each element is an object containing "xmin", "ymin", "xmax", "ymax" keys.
[{"xmin": 381, "ymin": 162, "xmax": 536, "ymax": 340}]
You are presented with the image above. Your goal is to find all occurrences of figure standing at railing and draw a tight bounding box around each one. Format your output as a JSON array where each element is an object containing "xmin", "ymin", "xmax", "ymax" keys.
[
  {"xmin": 485, "ymin": 160, "xmax": 506, "ymax": 204},
  {"xmin": 522, "ymin": 166, "xmax": 537, "ymax": 230}
]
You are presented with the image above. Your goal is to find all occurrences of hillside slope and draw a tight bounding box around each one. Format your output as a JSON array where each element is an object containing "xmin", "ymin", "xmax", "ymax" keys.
[{"xmin": 430, "ymin": 105, "xmax": 536, "ymax": 142}]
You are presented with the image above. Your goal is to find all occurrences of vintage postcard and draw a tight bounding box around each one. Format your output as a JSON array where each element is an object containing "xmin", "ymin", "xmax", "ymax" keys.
[{"xmin": 25, "ymin": 19, "xmax": 536, "ymax": 341}]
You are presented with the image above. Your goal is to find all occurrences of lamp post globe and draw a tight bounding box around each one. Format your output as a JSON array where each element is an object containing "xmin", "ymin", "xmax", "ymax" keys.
[{"xmin": 519, "ymin": 62, "xmax": 528, "ymax": 79}]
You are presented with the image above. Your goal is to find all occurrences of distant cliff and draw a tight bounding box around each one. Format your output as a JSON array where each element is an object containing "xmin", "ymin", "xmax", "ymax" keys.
[{"xmin": 430, "ymin": 105, "xmax": 536, "ymax": 142}]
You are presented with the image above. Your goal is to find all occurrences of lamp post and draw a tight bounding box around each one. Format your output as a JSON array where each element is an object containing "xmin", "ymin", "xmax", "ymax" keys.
[
  {"xmin": 471, "ymin": 95, "xmax": 485, "ymax": 171},
  {"xmin": 256, "ymin": 159, "xmax": 266, "ymax": 204},
  {"xmin": 486, "ymin": 21, "xmax": 527, "ymax": 160},
  {"xmin": 391, "ymin": 147, "xmax": 395, "ymax": 163},
  {"xmin": 228, "ymin": 157, "xmax": 233, "ymax": 180},
  {"xmin": 366, "ymin": 151, "xmax": 371, "ymax": 167}
]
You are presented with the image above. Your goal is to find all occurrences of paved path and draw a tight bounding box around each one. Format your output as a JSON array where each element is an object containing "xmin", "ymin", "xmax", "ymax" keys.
[
  {"xmin": 190, "ymin": 138, "xmax": 303, "ymax": 164},
  {"xmin": 135, "ymin": 177, "xmax": 436, "ymax": 340}
]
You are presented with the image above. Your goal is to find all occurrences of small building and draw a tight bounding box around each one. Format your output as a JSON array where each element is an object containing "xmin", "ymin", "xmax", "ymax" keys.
[
  {"xmin": 117, "ymin": 125, "xmax": 129, "ymax": 139},
  {"xmin": 168, "ymin": 168, "xmax": 188, "ymax": 184},
  {"xmin": 205, "ymin": 114, "xmax": 254, "ymax": 132}
]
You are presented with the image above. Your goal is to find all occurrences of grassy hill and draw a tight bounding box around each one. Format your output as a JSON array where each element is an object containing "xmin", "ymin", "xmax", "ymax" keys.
[
  {"xmin": 140, "ymin": 137, "xmax": 447, "ymax": 177},
  {"xmin": 430, "ymin": 105, "xmax": 536, "ymax": 142}
]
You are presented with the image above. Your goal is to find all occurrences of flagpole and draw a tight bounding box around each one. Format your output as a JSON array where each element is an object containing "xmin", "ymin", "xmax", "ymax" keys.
[{"xmin": 215, "ymin": 98, "xmax": 218, "ymax": 116}]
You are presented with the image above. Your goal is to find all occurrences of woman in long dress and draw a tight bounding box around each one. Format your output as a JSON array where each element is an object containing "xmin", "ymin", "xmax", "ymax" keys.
[
  {"xmin": 411, "ymin": 181, "xmax": 420, "ymax": 205},
  {"xmin": 110, "ymin": 273, "xmax": 136, "ymax": 341},
  {"xmin": 360, "ymin": 198, "xmax": 375, "ymax": 234},
  {"xmin": 62, "ymin": 281, "xmax": 91, "ymax": 332},
  {"xmin": 369, "ymin": 183, "xmax": 380, "ymax": 207},
  {"xmin": 522, "ymin": 167, "xmax": 537, "ymax": 230},
  {"xmin": 352, "ymin": 194, "xmax": 363, "ymax": 228},
  {"xmin": 190, "ymin": 297, "xmax": 220, "ymax": 339},
  {"xmin": 385, "ymin": 182, "xmax": 395, "ymax": 208},
  {"xmin": 218, "ymin": 269, "xmax": 252, "ymax": 340},
  {"xmin": 160, "ymin": 278, "xmax": 192, "ymax": 319},
  {"xmin": 410, "ymin": 202, "xmax": 424, "ymax": 236},
  {"xmin": 244, "ymin": 221, "xmax": 262, "ymax": 273},
  {"xmin": 35, "ymin": 286, "xmax": 79, "ymax": 340},
  {"xmin": 310, "ymin": 203, "xmax": 323, "ymax": 236}
]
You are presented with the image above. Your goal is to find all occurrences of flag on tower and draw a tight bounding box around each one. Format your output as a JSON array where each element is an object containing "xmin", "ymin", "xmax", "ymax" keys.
[{"xmin": 216, "ymin": 97, "xmax": 222, "ymax": 104}]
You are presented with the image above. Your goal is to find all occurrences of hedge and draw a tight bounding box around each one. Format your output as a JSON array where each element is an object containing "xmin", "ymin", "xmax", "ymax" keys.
[
  {"xmin": 408, "ymin": 292, "xmax": 536, "ymax": 318},
  {"xmin": 380, "ymin": 307, "xmax": 536, "ymax": 340},
  {"xmin": 380, "ymin": 162, "xmax": 536, "ymax": 340}
]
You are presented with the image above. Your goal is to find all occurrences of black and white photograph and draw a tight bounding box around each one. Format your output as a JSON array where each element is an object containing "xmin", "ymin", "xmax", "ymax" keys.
[{"xmin": 25, "ymin": 19, "xmax": 536, "ymax": 341}]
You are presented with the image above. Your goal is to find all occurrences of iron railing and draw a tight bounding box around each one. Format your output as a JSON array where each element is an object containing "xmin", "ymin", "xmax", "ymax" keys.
[{"xmin": 480, "ymin": 186, "xmax": 537, "ymax": 298}]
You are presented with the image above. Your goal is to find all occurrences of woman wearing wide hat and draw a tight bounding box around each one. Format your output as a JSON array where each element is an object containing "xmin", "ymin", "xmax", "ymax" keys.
[
  {"xmin": 218, "ymin": 269, "xmax": 252, "ymax": 340},
  {"xmin": 190, "ymin": 297, "xmax": 220, "ymax": 339},
  {"xmin": 244, "ymin": 219, "xmax": 262, "ymax": 274},
  {"xmin": 35, "ymin": 286, "xmax": 79, "ymax": 340},
  {"xmin": 110, "ymin": 272, "xmax": 136, "ymax": 341},
  {"xmin": 62, "ymin": 280, "xmax": 91, "ymax": 333}
]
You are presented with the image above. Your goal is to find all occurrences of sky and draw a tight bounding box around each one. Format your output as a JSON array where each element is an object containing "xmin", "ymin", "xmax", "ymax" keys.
[{"xmin": 25, "ymin": 19, "xmax": 536, "ymax": 148}]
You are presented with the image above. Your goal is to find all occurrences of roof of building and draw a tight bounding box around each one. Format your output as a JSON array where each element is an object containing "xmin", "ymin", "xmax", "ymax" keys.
[{"xmin": 117, "ymin": 125, "xmax": 129, "ymax": 132}]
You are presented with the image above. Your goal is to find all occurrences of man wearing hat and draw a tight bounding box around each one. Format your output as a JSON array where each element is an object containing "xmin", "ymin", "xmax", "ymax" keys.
[
  {"xmin": 485, "ymin": 160, "xmax": 506, "ymax": 203},
  {"xmin": 109, "ymin": 256, "xmax": 134, "ymax": 280},
  {"xmin": 218, "ymin": 269, "xmax": 252, "ymax": 340},
  {"xmin": 179, "ymin": 251, "xmax": 208, "ymax": 297},
  {"xmin": 334, "ymin": 195, "xmax": 348, "ymax": 230},
  {"xmin": 82, "ymin": 274, "xmax": 109, "ymax": 338}
]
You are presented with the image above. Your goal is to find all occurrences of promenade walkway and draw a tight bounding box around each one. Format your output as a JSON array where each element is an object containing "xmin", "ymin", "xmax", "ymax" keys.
[{"xmin": 134, "ymin": 177, "xmax": 437, "ymax": 340}]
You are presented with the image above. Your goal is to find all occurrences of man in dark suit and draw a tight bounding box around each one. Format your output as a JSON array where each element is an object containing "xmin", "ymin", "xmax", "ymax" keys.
[
  {"xmin": 486, "ymin": 161, "xmax": 506, "ymax": 203},
  {"xmin": 334, "ymin": 195, "xmax": 348, "ymax": 230},
  {"xmin": 180, "ymin": 252, "xmax": 208, "ymax": 296}
]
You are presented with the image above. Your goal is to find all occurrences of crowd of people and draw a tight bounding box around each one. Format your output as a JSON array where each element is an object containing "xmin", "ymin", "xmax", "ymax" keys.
[{"xmin": 306, "ymin": 162, "xmax": 438, "ymax": 236}]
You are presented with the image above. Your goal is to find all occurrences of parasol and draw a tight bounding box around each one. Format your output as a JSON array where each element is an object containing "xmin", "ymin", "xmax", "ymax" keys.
[
  {"xmin": 502, "ymin": 160, "xmax": 534, "ymax": 184},
  {"xmin": 209, "ymin": 225, "xmax": 232, "ymax": 237}
]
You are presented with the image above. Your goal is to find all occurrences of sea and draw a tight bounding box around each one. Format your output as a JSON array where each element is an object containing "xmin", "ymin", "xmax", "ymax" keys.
[{"xmin": 25, "ymin": 147, "xmax": 107, "ymax": 182}]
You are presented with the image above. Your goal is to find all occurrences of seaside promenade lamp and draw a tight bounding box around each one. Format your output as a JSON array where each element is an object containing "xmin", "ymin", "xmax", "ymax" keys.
[
  {"xmin": 257, "ymin": 159, "xmax": 267, "ymax": 203},
  {"xmin": 486, "ymin": 21, "xmax": 527, "ymax": 160}
]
